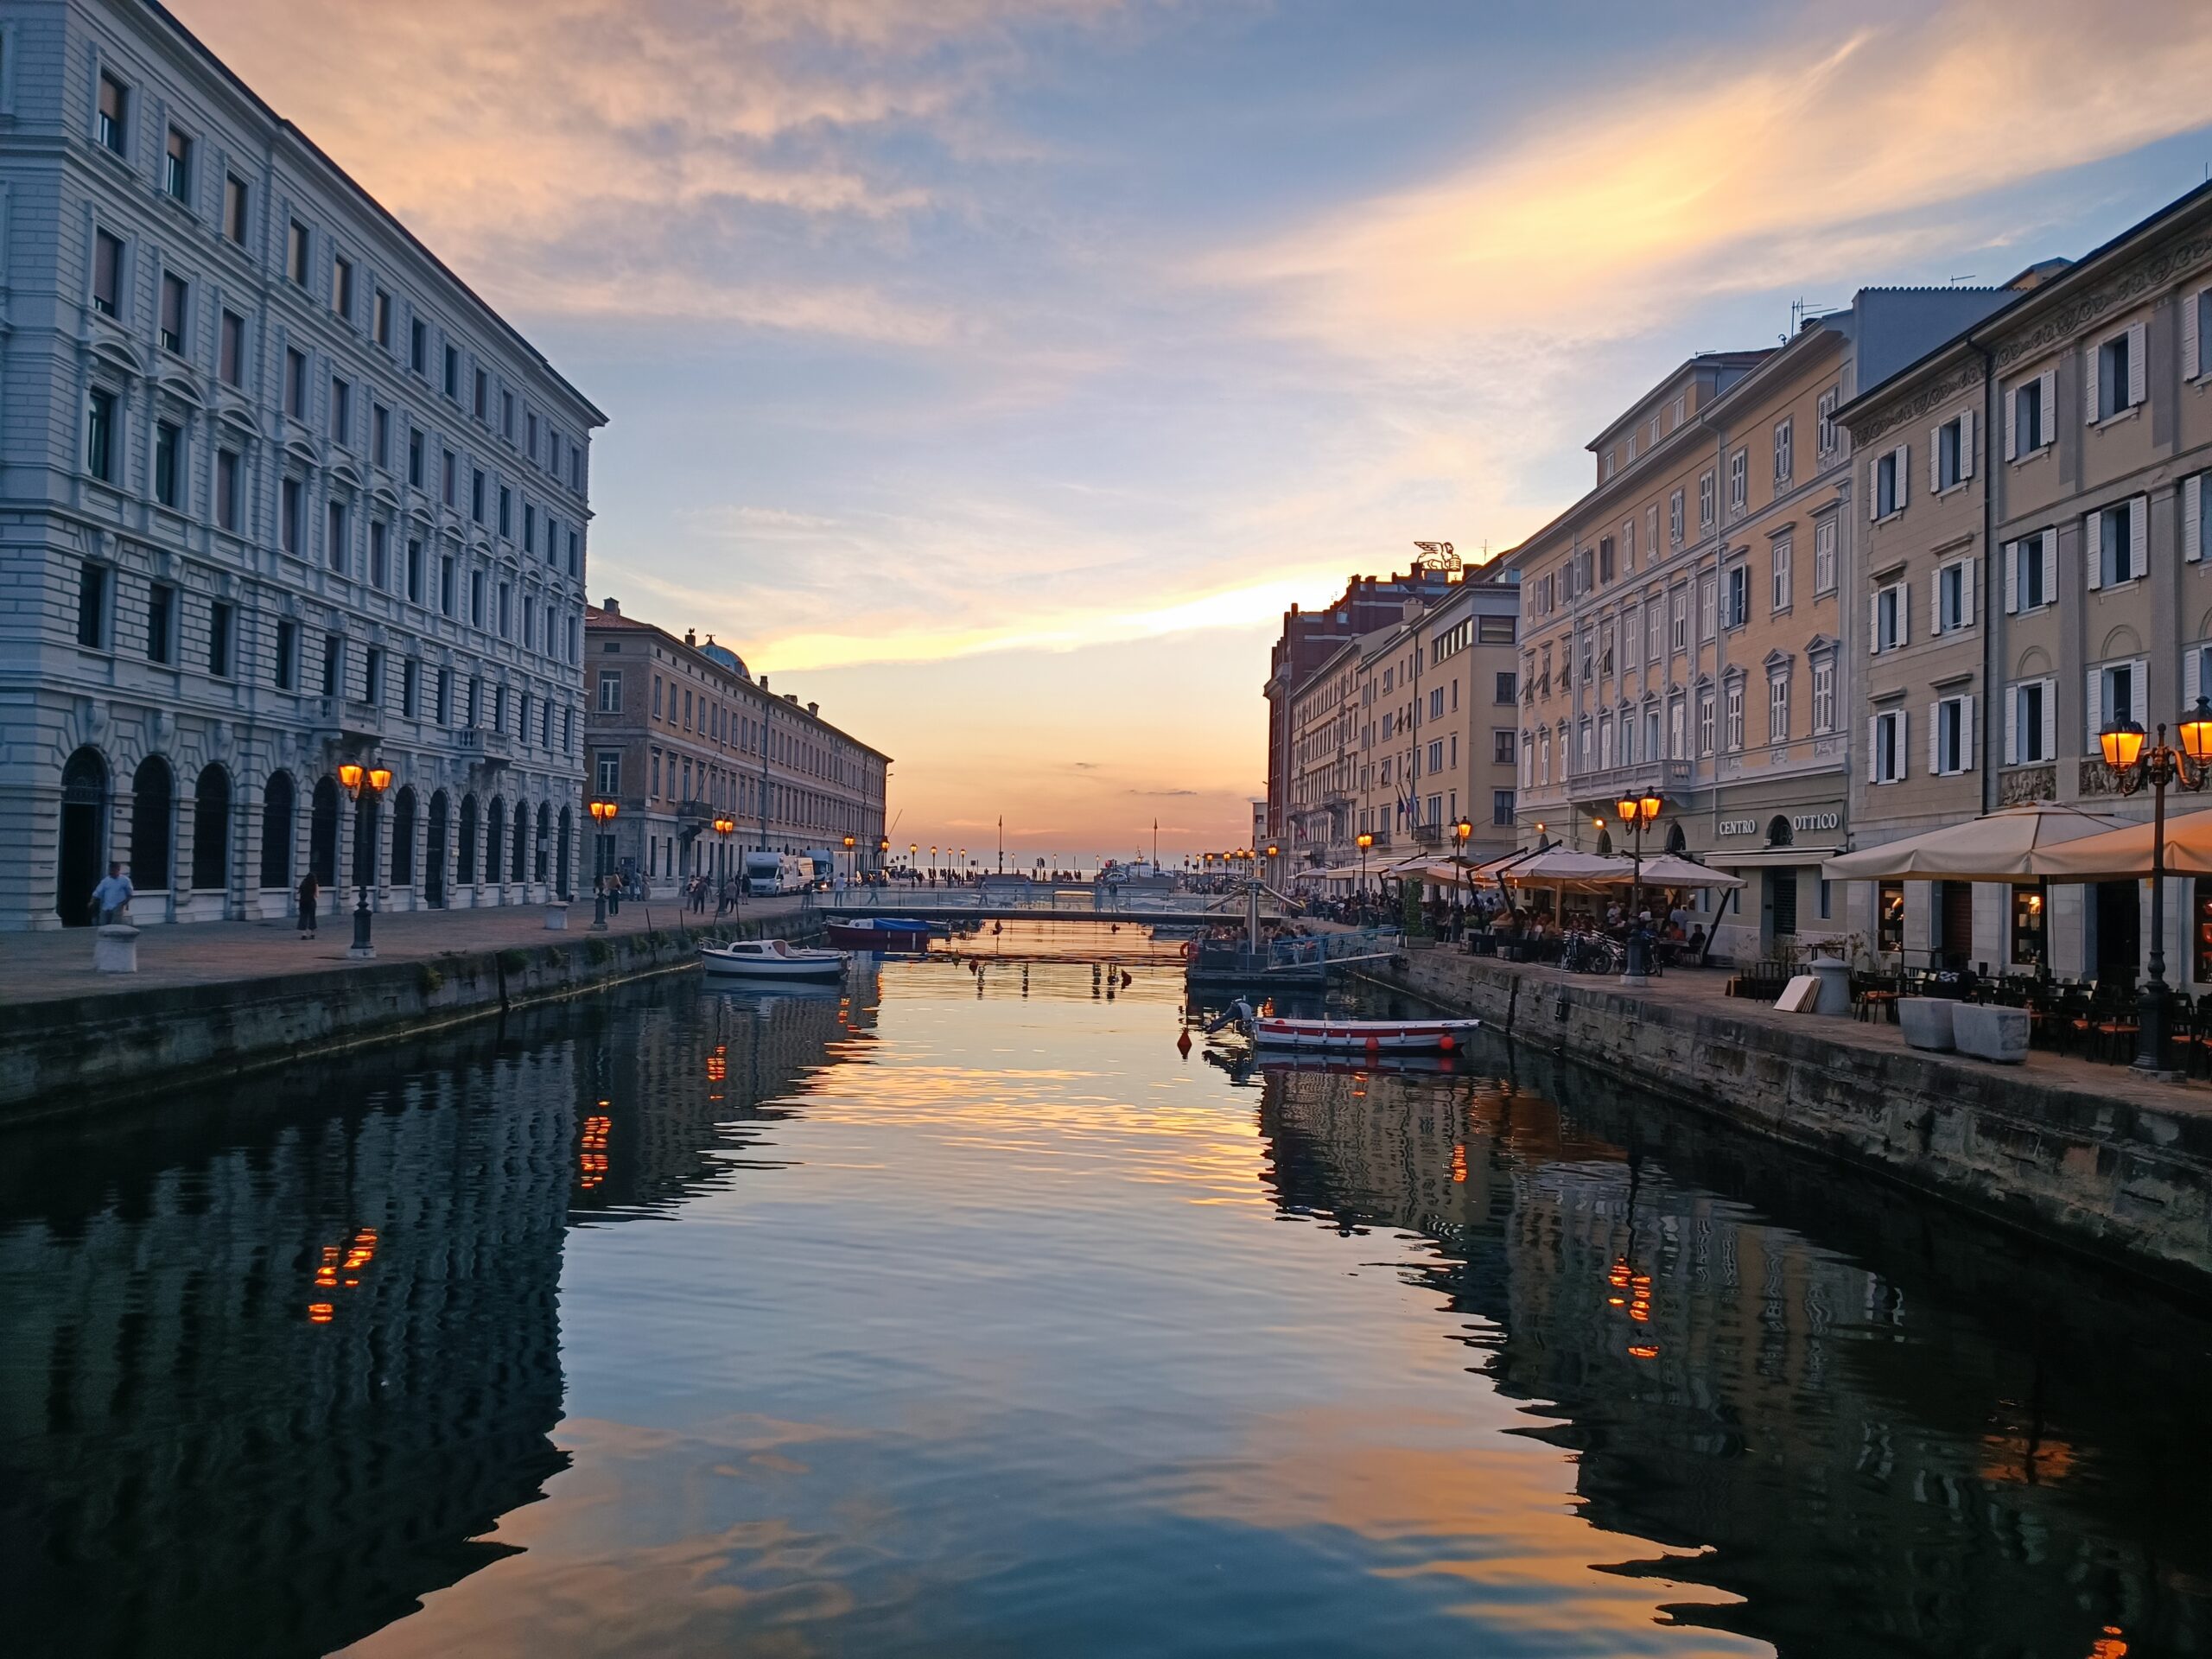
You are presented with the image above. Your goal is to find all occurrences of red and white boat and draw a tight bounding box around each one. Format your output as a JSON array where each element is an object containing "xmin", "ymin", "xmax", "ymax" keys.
[{"xmin": 1248, "ymin": 1014, "xmax": 1482, "ymax": 1053}]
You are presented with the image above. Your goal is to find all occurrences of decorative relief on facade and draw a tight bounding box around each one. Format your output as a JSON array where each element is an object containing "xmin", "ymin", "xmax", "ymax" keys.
[
  {"xmin": 1993, "ymin": 228, "xmax": 2212, "ymax": 369},
  {"xmin": 2076, "ymin": 759, "xmax": 2118, "ymax": 798},
  {"xmin": 1847, "ymin": 365, "xmax": 1982, "ymax": 447},
  {"xmin": 1999, "ymin": 765, "xmax": 2057, "ymax": 805}
]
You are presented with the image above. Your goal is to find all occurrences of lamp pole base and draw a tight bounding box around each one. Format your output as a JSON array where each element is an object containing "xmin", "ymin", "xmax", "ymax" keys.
[{"xmin": 1618, "ymin": 971, "xmax": 1650, "ymax": 988}]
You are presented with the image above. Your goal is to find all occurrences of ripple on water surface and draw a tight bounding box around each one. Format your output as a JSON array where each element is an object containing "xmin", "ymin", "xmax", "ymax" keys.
[{"xmin": 2, "ymin": 938, "xmax": 2208, "ymax": 1658}]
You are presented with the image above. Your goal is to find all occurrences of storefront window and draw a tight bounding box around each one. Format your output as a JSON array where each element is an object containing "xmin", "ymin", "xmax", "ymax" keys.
[
  {"xmin": 1877, "ymin": 880, "xmax": 1904, "ymax": 954},
  {"xmin": 2011, "ymin": 882, "xmax": 2046, "ymax": 969},
  {"xmin": 2196, "ymin": 879, "xmax": 2212, "ymax": 985}
]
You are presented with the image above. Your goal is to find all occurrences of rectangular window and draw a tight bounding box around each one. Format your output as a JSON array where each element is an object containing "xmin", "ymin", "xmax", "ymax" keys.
[
  {"xmin": 373, "ymin": 288, "xmax": 391, "ymax": 347},
  {"xmin": 97, "ymin": 73, "xmax": 128, "ymax": 153},
  {"xmin": 1872, "ymin": 580, "xmax": 1907, "ymax": 652},
  {"xmin": 321, "ymin": 632, "xmax": 343, "ymax": 697},
  {"xmin": 219, "ymin": 308, "xmax": 244, "ymax": 385},
  {"xmin": 442, "ymin": 449, "xmax": 457, "ymax": 507},
  {"xmin": 280, "ymin": 477, "xmax": 302, "ymax": 553},
  {"xmin": 1722, "ymin": 565, "xmax": 1749, "ymax": 629},
  {"xmin": 1773, "ymin": 417, "xmax": 1793, "ymax": 484},
  {"xmin": 1698, "ymin": 689, "xmax": 1715, "ymax": 756},
  {"xmin": 153, "ymin": 419, "xmax": 181, "ymax": 507},
  {"xmin": 1669, "ymin": 588, "xmax": 1688, "ymax": 652},
  {"xmin": 499, "ymin": 486, "xmax": 512, "ymax": 538},
  {"xmin": 497, "ymin": 581, "xmax": 511, "ymax": 637},
  {"xmin": 410, "ymin": 316, "xmax": 427, "ymax": 375},
  {"xmin": 2089, "ymin": 659, "xmax": 2147, "ymax": 753},
  {"xmin": 1727, "ymin": 447, "xmax": 1748, "ymax": 513},
  {"xmin": 163, "ymin": 124, "xmax": 193, "ymax": 201},
  {"xmin": 326, "ymin": 499, "xmax": 347, "ymax": 573},
  {"xmin": 1770, "ymin": 538, "xmax": 1792, "ymax": 613},
  {"xmin": 77, "ymin": 562, "xmax": 107, "ymax": 648},
  {"xmin": 443, "ymin": 342, "xmax": 459, "ymax": 400},
  {"xmin": 2092, "ymin": 323, "xmax": 2145, "ymax": 423},
  {"xmin": 92, "ymin": 230, "xmax": 122, "ymax": 316},
  {"xmin": 363, "ymin": 646, "xmax": 384, "ymax": 707},
  {"xmin": 474, "ymin": 367, "xmax": 488, "ymax": 420},
  {"xmin": 1935, "ymin": 558, "xmax": 1974, "ymax": 634},
  {"xmin": 1698, "ymin": 468, "xmax": 1715, "ymax": 531},
  {"xmin": 331, "ymin": 253, "xmax": 353, "ymax": 319},
  {"xmin": 146, "ymin": 583, "xmax": 173, "ymax": 664},
  {"xmin": 1725, "ymin": 681, "xmax": 1745, "ymax": 750},
  {"xmin": 1933, "ymin": 411, "xmax": 1974, "ymax": 492},
  {"xmin": 2009, "ymin": 678, "xmax": 2055, "ymax": 764},
  {"xmin": 1817, "ymin": 386, "xmax": 1839, "ymax": 456},
  {"xmin": 2011, "ymin": 373, "xmax": 2054, "ymax": 456},
  {"xmin": 596, "ymin": 752, "xmax": 621, "ymax": 795},
  {"xmin": 1814, "ymin": 515, "xmax": 1837, "ymax": 594},
  {"xmin": 372, "ymin": 404, "xmax": 391, "ymax": 469},
  {"xmin": 284, "ymin": 347, "xmax": 307, "ymax": 418},
  {"xmin": 471, "ymin": 468, "xmax": 486, "ymax": 523},
  {"xmin": 501, "ymin": 389, "xmax": 515, "ymax": 440},
  {"xmin": 1932, "ymin": 694, "xmax": 1974, "ymax": 776},
  {"xmin": 215, "ymin": 448, "xmax": 240, "ymax": 531},
  {"xmin": 1872, "ymin": 708, "xmax": 1908, "ymax": 784},
  {"xmin": 526, "ymin": 410, "xmax": 538, "ymax": 458},
  {"xmin": 469, "ymin": 569, "xmax": 486, "ymax": 627},
  {"xmin": 1491, "ymin": 729, "xmax": 1516, "ymax": 765},
  {"xmin": 1494, "ymin": 671, "xmax": 1516, "ymax": 703},
  {"xmin": 1768, "ymin": 674, "xmax": 1789, "ymax": 743},
  {"xmin": 329, "ymin": 376, "xmax": 351, "ymax": 444},
  {"xmin": 274, "ymin": 619, "xmax": 296, "ymax": 690},
  {"xmin": 208, "ymin": 601, "xmax": 232, "ymax": 677},
  {"xmin": 1873, "ymin": 446, "xmax": 1904, "ymax": 518},
  {"xmin": 86, "ymin": 388, "xmax": 117, "ymax": 481},
  {"xmin": 406, "ymin": 537, "xmax": 423, "ymax": 603},
  {"xmin": 1669, "ymin": 488, "xmax": 1684, "ymax": 547},
  {"xmin": 1811, "ymin": 658, "xmax": 1835, "ymax": 734},
  {"xmin": 440, "ymin": 556, "xmax": 455, "ymax": 616},
  {"xmin": 223, "ymin": 174, "xmax": 249, "ymax": 244},
  {"xmin": 287, "ymin": 219, "xmax": 308, "ymax": 286},
  {"xmin": 403, "ymin": 657, "xmax": 420, "ymax": 718},
  {"xmin": 369, "ymin": 520, "xmax": 388, "ymax": 588},
  {"xmin": 435, "ymin": 667, "xmax": 452, "ymax": 724},
  {"xmin": 1598, "ymin": 535, "xmax": 1616, "ymax": 585},
  {"xmin": 409, "ymin": 427, "xmax": 424, "ymax": 487}
]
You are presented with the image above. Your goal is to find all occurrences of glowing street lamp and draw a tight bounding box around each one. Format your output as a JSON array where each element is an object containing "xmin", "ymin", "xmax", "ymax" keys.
[
  {"xmin": 2098, "ymin": 701, "xmax": 2212, "ymax": 1071},
  {"xmin": 1356, "ymin": 830, "xmax": 1374, "ymax": 899},
  {"xmin": 588, "ymin": 799, "xmax": 619, "ymax": 928},
  {"xmin": 1616, "ymin": 793, "xmax": 1664, "ymax": 986},
  {"xmin": 335, "ymin": 762, "xmax": 391, "ymax": 958}
]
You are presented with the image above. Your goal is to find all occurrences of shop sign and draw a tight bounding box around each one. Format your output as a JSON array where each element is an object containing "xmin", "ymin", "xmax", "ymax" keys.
[
  {"xmin": 1792, "ymin": 812, "xmax": 1840, "ymax": 833},
  {"xmin": 1716, "ymin": 818, "xmax": 1760, "ymax": 836}
]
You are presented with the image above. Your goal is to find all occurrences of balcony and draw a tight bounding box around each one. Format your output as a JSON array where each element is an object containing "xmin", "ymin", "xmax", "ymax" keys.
[
  {"xmin": 317, "ymin": 696, "xmax": 384, "ymax": 743},
  {"xmin": 677, "ymin": 798, "xmax": 715, "ymax": 825},
  {"xmin": 453, "ymin": 727, "xmax": 513, "ymax": 770},
  {"xmin": 1408, "ymin": 822, "xmax": 1443, "ymax": 848},
  {"xmin": 1566, "ymin": 757, "xmax": 1691, "ymax": 810}
]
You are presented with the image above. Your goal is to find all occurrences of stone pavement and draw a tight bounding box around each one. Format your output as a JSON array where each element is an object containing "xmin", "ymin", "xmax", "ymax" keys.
[
  {"xmin": 0, "ymin": 894, "xmax": 815, "ymax": 1008},
  {"xmin": 1395, "ymin": 942, "xmax": 2212, "ymax": 1118}
]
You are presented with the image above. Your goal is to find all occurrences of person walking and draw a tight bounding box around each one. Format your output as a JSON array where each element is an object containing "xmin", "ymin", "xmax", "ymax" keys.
[
  {"xmin": 297, "ymin": 871, "xmax": 320, "ymax": 939},
  {"xmin": 90, "ymin": 861, "xmax": 134, "ymax": 925}
]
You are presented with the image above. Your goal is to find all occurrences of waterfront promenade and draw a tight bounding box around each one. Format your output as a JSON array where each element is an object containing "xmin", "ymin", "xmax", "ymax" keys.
[{"xmin": 0, "ymin": 897, "xmax": 810, "ymax": 1009}]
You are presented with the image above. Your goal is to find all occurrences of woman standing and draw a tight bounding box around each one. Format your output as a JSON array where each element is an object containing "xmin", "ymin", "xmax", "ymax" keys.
[{"xmin": 297, "ymin": 871, "xmax": 320, "ymax": 940}]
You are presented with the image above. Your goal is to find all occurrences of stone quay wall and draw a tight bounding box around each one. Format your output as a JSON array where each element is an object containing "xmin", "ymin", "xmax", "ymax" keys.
[
  {"xmin": 1370, "ymin": 950, "xmax": 2212, "ymax": 1299},
  {"xmin": 0, "ymin": 915, "xmax": 823, "ymax": 1122}
]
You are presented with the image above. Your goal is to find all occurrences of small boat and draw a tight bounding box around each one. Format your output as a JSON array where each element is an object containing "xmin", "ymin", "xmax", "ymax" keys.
[
  {"xmin": 824, "ymin": 917, "xmax": 938, "ymax": 952},
  {"xmin": 1247, "ymin": 1014, "xmax": 1482, "ymax": 1053},
  {"xmin": 699, "ymin": 938, "xmax": 849, "ymax": 982}
]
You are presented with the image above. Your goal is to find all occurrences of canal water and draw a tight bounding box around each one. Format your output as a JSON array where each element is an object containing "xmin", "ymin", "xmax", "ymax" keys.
[{"xmin": 5, "ymin": 926, "xmax": 2210, "ymax": 1658}]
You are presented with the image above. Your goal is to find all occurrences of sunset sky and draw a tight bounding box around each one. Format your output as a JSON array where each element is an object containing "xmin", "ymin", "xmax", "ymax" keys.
[{"xmin": 181, "ymin": 0, "xmax": 2212, "ymax": 862}]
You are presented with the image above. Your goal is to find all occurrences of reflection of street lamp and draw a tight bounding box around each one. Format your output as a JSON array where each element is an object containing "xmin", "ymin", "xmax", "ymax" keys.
[
  {"xmin": 588, "ymin": 799, "xmax": 619, "ymax": 927},
  {"xmin": 336, "ymin": 762, "xmax": 391, "ymax": 958},
  {"xmin": 1452, "ymin": 817, "xmax": 1472, "ymax": 919},
  {"xmin": 1617, "ymin": 793, "xmax": 1662, "ymax": 986},
  {"xmin": 1356, "ymin": 830, "xmax": 1374, "ymax": 899},
  {"xmin": 2099, "ymin": 702, "xmax": 2212, "ymax": 1072}
]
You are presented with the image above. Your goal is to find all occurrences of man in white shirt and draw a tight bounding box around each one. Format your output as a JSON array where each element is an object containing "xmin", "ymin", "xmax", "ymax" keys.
[{"xmin": 90, "ymin": 861, "xmax": 133, "ymax": 925}]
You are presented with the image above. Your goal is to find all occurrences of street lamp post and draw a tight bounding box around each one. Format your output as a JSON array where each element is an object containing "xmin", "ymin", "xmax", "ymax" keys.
[
  {"xmin": 1356, "ymin": 831, "xmax": 1374, "ymax": 909},
  {"xmin": 1617, "ymin": 794, "xmax": 1663, "ymax": 986},
  {"xmin": 1452, "ymin": 817, "xmax": 1472, "ymax": 929},
  {"xmin": 588, "ymin": 799, "xmax": 619, "ymax": 927},
  {"xmin": 713, "ymin": 814, "xmax": 735, "ymax": 909},
  {"xmin": 336, "ymin": 762, "xmax": 391, "ymax": 959},
  {"xmin": 2099, "ymin": 702, "xmax": 2212, "ymax": 1073},
  {"xmin": 842, "ymin": 833, "xmax": 856, "ymax": 892}
]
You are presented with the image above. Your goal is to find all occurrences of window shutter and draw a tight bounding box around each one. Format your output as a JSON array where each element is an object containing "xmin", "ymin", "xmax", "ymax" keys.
[
  {"xmin": 1897, "ymin": 580, "xmax": 1909, "ymax": 645},
  {"xmin": 2086, "ymin": 511, "xmax": 2103, "ymax": 590},
  {"xmin": 2005, "ymin": 684, "xmax": 2019, "ymax": 766},
  {"xmin": 2188, "ymin": 645, "xmax": 2202, "ymax": 710},
  {"xmin": 2132, "ymin": 495, "xmax": 2149, "ymax": 581},
  {"xmin": 2190, "ymin": 474, "xmax": 2204, "ymax": 564},
  {"xmin": 2188, "ymin": 290, "xmax": 2202, "ymax": 383},
  {"xmin": 1868, "ymin": 715, "xmax": 1881, "ymax": 781},
  {"xmin": 2085, "ymin": 340, "xmax": 2101, "ymax": 425},
  {"xmin": 1960, "ymin": 407, "xmax": 1976, "ymax": 479},
  {"xmin": 1894, "ymin": 445, "xmax": 1910, "ymax": 510},
  {"xmin": 2042, "ymin": 531, "xmax": 2057, "ymax": 604},
  {"xmin": 2039, "ymin": 677, "xmax": 2056, "ymax": 762},
  {"xmin": 2086, "ymin": 670, "xmax": 2103, "ymax": 754},
  {"xmin": 1961, "ymin": 558, "xmax": 1975, "ymax": 625},
  {"xmin": 2005, "ymin": 383, "xmax": 2019, "ymax": 460},
  {"xmin": 2039, "ymin": 369, "xmax": 2057, "ymax": 446},
  {"xmin": 2133, "ymin": 657, "xmax": 2150, "ymax": 729},
  {"xmin": 1929, "ymin": 570, "xmax": 1942, "ymax": 635},
  {"xmin": 2128, "ymin": 321, "xmax": 2148, "ymax": 407},
  {"xmin": 1868, "ymin": 457, "xmax": 1881, "ymax": 521},
  {"xmin": 1898, "ymin": 709, "xmax": 1909, "ymax": 779},
  {"xmin": 1868, "ymin": 592, "xmax": 1880, "ymax": 653},
  {"xmin": 2004, "ymin": 541, "xmax": 2019, "ymax": 613},
  {"xmin": 1928, "ymin": 702, "xmax": 1940, "ymax": 776},
  {"xmin": 1929, "ymin": 427, "xmax": 1942, "ymax": 493},
  {"xmin": 1961, "ymin": 695, "xmax": 1975, "ymax": 771}
]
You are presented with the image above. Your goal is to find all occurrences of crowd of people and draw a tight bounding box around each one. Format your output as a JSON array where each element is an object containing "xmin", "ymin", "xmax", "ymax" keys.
[{"xmin": 1299, "ymin": 883, "xmax": 1711, "ymax": 967}]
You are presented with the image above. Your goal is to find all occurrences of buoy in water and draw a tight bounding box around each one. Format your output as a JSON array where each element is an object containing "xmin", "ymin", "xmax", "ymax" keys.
[
  {"xmin": 1176, "ymin": 1030, "xmax": 1192, "ymax": 1055},
  {"xmin": 1438, "ymin": 1033, "xmax": 1455, "ymax": 1052}
]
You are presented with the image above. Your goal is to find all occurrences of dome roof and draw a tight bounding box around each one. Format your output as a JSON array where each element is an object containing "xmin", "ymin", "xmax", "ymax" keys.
[{"xmin": 699, "ymin": 637, "xmax": 749, "ymax": 680}]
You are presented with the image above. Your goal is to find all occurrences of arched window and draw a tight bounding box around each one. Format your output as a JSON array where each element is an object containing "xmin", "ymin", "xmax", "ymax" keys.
[
  {"xmin": 1767, "ymin": 814, "xmax": 1794, "ymax": 849},
  {"xmin": 427, "ymin": 790, "xmax": 449, "ymax": 906},
  {"xmin": 391, "ymin": 787, "xmax": 417, "ymax": 886},
  {"xmin": 57, "ymin": 747, "xmax": 110, "ymax": 926},
  {"xmin": 1664, "ymin": 821, "xmax": 1687, "ymax": 856},
  {"xmin": 260, "ymin": 772, "xmax": 296, "ymax": 889},
  {"xmin": 309, "ymin": 776, "xmax": 340, "ymax": 887},
  {"xmin": 191, "ymin": 765, "xmax": 231, "ymax": 890},
  {"xmin": 1596, "ymin": 828, "xmax": 1614, "ymax": 856},
  {"xmin": 535, "ymin": 803, "xmax": 550, "ymax": 882},
  {"xmin": 457, "ymin": 794, "xmax": 479, "ymax": 884},
  {"xmin": 485, "ymin": 798, "xmax": 506, "ymax": 885},
  {"xmin": 130, "ymin": 756, "xmax": 175, "ymax": 891}
]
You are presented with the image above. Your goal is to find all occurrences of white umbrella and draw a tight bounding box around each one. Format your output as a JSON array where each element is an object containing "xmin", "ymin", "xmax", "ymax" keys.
[
  {"xmin": 1821, "ymin": 801, "xmax": 2135, "ymax": 881},
  {"xmin": 2033, "ymin": 805, "xmax": 2212, "ymax": 880},
  {"xmin": 1503, "ymin": 848, "xmax": 1638, "ymax": 883},
  {"xmin": 1618, "ymin": 853, "xmax": 1745, "ymax": 890}
]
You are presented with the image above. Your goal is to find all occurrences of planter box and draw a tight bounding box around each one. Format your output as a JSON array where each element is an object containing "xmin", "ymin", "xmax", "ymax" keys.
[
  {"xmin": 1953, "ymin": 1003, "xmax": 2029, "ymax": 1065},
  {"xmin": 1898, "ymin": 996, "xmax": 1956, "ymax": 1052}
]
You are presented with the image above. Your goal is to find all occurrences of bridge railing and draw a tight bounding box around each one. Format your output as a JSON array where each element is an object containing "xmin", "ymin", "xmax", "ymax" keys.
[{"xmin": 818, "ymin": 889, "xmax": 1288, "ymax": 918}]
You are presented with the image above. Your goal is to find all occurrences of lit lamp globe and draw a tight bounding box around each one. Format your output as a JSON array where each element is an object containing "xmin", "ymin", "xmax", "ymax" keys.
[
  {"xmin": 2183, "ymin": 697, "xmax": 2212, "ymax": 764},
  {"xmin": 2100, "ymin": 719, "xmax": 2146, "ymax": 771}
]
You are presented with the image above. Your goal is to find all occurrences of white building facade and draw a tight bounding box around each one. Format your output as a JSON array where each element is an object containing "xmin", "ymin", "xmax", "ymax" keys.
[{"xmin": 0, "ymin": 0, "xmax": 605, "ymax": 929}]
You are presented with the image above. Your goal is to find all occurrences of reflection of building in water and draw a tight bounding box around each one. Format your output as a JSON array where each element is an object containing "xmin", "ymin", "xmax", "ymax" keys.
[
  {"xmin": 1256, "ymin": 1064, "xmax": 2212, "ymax": 1658},
  {"xmin": 567, "ymin": 975, "xmax": 877, "ymax": 1221},
  {"xmin": 0, "ymin": 1041, "xmax": 578, "ymax": 1658}
]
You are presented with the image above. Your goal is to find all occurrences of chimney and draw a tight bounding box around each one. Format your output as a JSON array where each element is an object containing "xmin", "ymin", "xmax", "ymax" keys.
[
  {"xmin": 684, "ymin": 628, "xmax": 696, "ymax": 647},
  {"xmin": 785, "ymin": 693, "xmax": 798, "ymax": 704},
  {"xmin": 601, "ymin": 596, "xmax": 620, "ymax": 616},
  {"xmin": 759, "ymin": 675, "xmax": 768, "ymax": 691},
  {"xmin": 807, "ymin": 701, "xmax": 819, "ymax": 716}
]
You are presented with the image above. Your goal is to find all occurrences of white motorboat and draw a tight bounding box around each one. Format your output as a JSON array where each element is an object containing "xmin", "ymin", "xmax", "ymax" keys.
[
  {"xmin": 1247, "ymin": 1014, "xmax": 1481, "ymax": 1053},
  {"xmin": 699, "ymin": 938, "xmax": 849, "ymax": 982}
]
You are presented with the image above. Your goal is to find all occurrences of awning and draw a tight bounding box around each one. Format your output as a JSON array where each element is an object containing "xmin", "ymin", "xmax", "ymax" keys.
[
  {"xmin": 1622, "ymin": 853, "xmax": 1746, "ymax": 889},
  {"xmin": 1502, "ymin": 849, "xmax": 1639, "ymax": 883},
  {"xmin": 1706, "ymin": 845, "xmax": 1841, "ymax": 868},
  {"xmin": 1819, "ymin": 802, "xmax": 2135, "ymax": 881},
  {"xmin": 2031, "ymin": 806, "xmax": 2212, "ymax": 880}
]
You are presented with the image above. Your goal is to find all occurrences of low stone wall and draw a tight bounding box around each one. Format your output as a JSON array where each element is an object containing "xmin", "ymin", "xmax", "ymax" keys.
[
  {"xmin": 0, "ymin": 915, "xmax": 822, "ymax": 1122},
  {"xmin": 1372, "ymin": 951, "xmax": 2212, "ymax": 1298}
]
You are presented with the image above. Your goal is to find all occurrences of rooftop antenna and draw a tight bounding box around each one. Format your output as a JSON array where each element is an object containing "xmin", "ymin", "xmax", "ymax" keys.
[{"xmin": 1948, "ymin": 274, "xmax": 1978, "ymax": 286}]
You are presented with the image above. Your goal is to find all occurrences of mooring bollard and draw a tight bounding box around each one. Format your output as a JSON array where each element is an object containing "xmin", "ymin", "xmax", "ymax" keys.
[
  {"xmin": 543, "ymin": 901, "xmax": 569, "ymax": 931},
  {"xmin": 93, "ymin": 924, "xmax": 141, "ymax": 975}
]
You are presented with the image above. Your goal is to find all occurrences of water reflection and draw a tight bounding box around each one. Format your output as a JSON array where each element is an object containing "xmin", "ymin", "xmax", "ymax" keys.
[{"xmin": 1253, "ymin": 1053, "xmax": 2212, "ymax": 1657}]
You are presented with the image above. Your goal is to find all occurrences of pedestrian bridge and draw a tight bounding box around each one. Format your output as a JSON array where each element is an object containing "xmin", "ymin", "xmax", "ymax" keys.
[{"xmin": 818, "ymin": 888, "xmax": 1295, "ymax": 925}]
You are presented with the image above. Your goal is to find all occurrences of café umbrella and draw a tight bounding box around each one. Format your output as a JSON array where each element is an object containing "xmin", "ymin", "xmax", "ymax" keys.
[
  {"xmin": 1615, "ymin": 853, "xmax": 1745, "ymax": 890},
  {"xmin": 1820, "ymin": 801, "xmax": 2135, "ymax": 881},
  {"xmin": 2031, "ymin": 805, "xmax": 2212, "ymax": 880}
]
